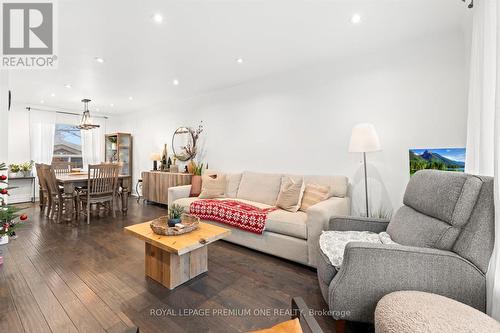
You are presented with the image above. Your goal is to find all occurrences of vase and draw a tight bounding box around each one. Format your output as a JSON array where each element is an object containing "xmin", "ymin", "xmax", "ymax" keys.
[
  {"xmin": 0, "ymin": 235, "xmax": 8, "ymax": 245},
  {"xmin": 8, "ymin": 172, "xmax": 22, "ymax": 178},
  {"xmin": 190, "ymin": 175, "xmax": 202, "ymax": 197},
  {"xmin": 23, "ymin": 170, "xmax": 32, "ymax": 177},
  {"xmin": 168, "ymin": 218, "xmax": 180, "ymax": 227}
]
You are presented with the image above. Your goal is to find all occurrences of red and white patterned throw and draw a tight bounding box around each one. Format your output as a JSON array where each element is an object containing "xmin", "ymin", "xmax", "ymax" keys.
[{"xmin": 190, "ymin": 199, "xmax": 276, "ymax": 234}]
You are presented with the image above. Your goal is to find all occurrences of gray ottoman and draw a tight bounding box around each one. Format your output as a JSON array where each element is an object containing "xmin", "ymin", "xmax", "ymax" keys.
[{"xmin": 375, "ymin": 291, "xmax": 500, "ymax": 333}]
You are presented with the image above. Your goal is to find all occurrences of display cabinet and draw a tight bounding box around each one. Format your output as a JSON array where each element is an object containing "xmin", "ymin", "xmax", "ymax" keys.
[{"xmin": 105, "ymin": 133, "xmax": 132, "ymax": 176}]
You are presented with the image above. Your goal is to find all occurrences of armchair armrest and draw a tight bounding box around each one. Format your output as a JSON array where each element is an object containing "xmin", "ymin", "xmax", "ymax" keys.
[
  {"xmin": 306, "ymin": 197, "xmax": 350, "ymax": 267},
  {"xmin": 329, "ymin": 216, "xmax": 390, "ymax": 233},
  {"xmin": 329, "ymin": 242, "xmax": 486, "ymax": 323},
  {"xmin": 167, "ymin": 185, "xmax": 192, "ymax": 207}
]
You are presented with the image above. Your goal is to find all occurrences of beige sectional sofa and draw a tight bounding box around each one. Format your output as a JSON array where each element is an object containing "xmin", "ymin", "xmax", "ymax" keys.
[{"xmin": 168, "ymin": 171, "xmax": 350, "ymax": 267}]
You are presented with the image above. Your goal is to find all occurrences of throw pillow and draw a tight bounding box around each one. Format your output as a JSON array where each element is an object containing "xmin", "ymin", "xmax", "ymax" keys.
[
  {"xmin": 199, "ymin": 173, "xmax": 226, "ymax": 199},
  {"xmin": 276, "ymin": 176, "xmax": 305, "ymax": 212},
  {"xmin": 299, "ymin": 183, "xmax": 330, "ymax": 211}
]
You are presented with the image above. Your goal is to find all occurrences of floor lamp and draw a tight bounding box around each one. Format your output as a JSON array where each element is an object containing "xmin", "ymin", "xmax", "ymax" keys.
[{"xmin": 349, "ymin": 123, "xmax": 381, "ymax": 217}]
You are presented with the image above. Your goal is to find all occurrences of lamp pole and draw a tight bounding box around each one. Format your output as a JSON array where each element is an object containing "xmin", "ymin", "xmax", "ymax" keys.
[{"xmin": 363, "ymin": 152, "xmax": 369, "ymax": 217}]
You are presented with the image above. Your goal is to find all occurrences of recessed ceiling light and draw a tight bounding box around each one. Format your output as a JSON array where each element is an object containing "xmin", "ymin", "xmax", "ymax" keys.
[
  {"xmin": 95, "ymin": 108, "xmax": 100, "ymax": 112},
  {"xmin": 128, "ymin": 96, "xmax": 133, "ymax": 101},
  {"xmin": 351, "ymin": 14, "xmax": 362, "ymax": 24},
  {"xmin": 40, "ymin": 100, "xmax": 45, "ymax": 104},
  {"xmin": 95, "ymin": 57, "xmax": 105, "ymax": 63},
  {"xmin": 172, "ymin": 79, "xmax": 179, "ymax": 86},
  {"xmin": 236, "ymin": 58, "xmax": 244, "ymax": 64},
  {"xmin": 50, "ymin": 93, "xmax": 56, "ymax": 97},
  {"xmin": 64, "ymin": 84, "xmax": 72, "ymax": 89},
  {"xmin": 110, "ymin": 103, "xmax": 114, "ymax": 107},
  {"xmin": 152, "ymin": 13, "xmax": 163, "ymax": 23}
]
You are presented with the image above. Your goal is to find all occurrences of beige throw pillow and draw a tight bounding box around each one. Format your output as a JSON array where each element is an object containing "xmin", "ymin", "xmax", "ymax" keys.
[
  {"xmin": 199, "ymin": 173, "xmax": 226, "ymax": 199},
  {"xmin": 299, "ymin": 183, "xmax": 330, "ymax": 211},
  {"xmin": 276, "ymin": 177, "xmax": 305, "ymax": 212}
]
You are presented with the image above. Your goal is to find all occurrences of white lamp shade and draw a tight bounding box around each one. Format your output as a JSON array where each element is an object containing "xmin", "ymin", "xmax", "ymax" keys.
[
  {"xmin": 150, "ymin": 153, "xmax": 162, "ymax": 161},
  {"xmin": 348, "ymin": 123, "xmax": 381, "ymax": 153}
]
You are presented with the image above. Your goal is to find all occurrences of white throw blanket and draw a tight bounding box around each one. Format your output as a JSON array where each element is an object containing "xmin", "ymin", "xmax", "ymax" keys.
[{"xmin": 319, "ymin": 230, "xmax": 397, "ymax": 269}]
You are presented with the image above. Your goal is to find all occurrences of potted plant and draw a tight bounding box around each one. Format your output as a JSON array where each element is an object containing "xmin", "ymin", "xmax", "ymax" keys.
[
  {"xmin": 8, "ymin": 164, "xmax": 21, "ymax": 178},
  {"xmin": 20, "ymin": 160, "xmax": 34, "ymax": 177},
  {"xmin": 168, "ymin": 203, "xmax": 185, "ymax": 227}
]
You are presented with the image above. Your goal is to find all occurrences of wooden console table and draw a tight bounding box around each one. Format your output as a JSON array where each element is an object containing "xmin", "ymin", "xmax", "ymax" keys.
[{"xmin": 141, "ymin": 171, "xmax": 192, "ymax": 205}]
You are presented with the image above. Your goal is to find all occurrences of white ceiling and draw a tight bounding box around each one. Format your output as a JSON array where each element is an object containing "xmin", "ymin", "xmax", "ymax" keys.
[{"xmin": 9, "ymin": 0, "xmax": 469, "ymax": 115}]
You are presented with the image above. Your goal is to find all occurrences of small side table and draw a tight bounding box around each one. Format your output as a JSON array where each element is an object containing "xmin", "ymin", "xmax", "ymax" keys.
[{"xmin": 9, "ymin": 176, "xmax": 36, "ymax": 203}]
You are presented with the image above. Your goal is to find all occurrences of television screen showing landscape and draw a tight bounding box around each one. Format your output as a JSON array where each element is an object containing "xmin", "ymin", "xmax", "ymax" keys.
[{"xmin": 409, "ymin": 148, "xmax": 466, "ymax": 176}]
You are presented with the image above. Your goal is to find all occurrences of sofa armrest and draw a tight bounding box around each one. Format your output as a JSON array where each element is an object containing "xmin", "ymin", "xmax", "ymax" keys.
[
  {"xmin": 329, "ymin": 242, "xmax": 486, "ymax": 323},
  {"xmin": 306, "ymin": 197, "xmax": 350, "ymax": 267},
  {"xmin": 167, "ymin": 185, "xmax": 192, "ymax": 207},
  {"xmin": 329, "ymin": 216, "xmax": 390, "ymax": 233}
]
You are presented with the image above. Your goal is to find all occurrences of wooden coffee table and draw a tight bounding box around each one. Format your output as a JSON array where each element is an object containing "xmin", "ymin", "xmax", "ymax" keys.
[{"xmin": 124, "ymin": 221, "xmax": 230, "ymax": 289}]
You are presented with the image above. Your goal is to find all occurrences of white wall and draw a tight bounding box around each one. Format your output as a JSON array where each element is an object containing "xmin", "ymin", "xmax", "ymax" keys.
[{"xmin": 110, "ymin": 31, "xmax": 470, "ymax": 215}]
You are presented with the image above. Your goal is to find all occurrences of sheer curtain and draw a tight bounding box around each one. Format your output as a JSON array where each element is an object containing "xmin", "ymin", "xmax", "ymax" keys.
[
  {"xmin": 29, "ymin": 110, "xmax": 56, "ymax": 163},
  {"xmin": 464, "ymin": 0, "xmax": 500, "ymax": 320},
  {"xmin": 81, "ymin": 117, "xmax": 106, "ymax": 169}
]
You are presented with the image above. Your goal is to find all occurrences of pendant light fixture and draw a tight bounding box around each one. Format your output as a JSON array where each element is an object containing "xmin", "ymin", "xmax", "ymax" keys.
[{"xmin": 76, "ymin": 98, "xmax": 100, "ymax": 130}]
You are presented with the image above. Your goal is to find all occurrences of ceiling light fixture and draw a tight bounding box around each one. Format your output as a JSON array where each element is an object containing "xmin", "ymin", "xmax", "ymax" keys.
[
  {"xmin": 64, "ymin": 84, "xmax": 72, "ymax": 88},
  {"xmin": 236, "ymin": 58, "xmax": 244, "ymax": 64},
  {"xmin": 351, "ymin": 14, "xmax": 362, "ymax": 24},
  {"xmin": 40, "ymin": 100, "xmax": 44, "ymax": 104},
  {"xmin": 76, "ymin": 99, "xmax": 100, "ymax": 130},
  {"xmin": 50, "ymin": 93, "xmax": 56, "ymax": 97},
  {"xmin": 95, "ymin": 57, "xmax": 105, "ymax": 63},
  {"xmin": 110, "ymin": 103, "xmax": 114, "ymax": 107},
  {"xmin": 128, "ymin": 96, "xmax": 133, "ymax": 100},
  {"xmin": 152, "ymin": 13, "xmax": 163, "ymax": 23},
  {"xmin": 173, "ymin": 79, "xmax": 179, "ymax": 86}
]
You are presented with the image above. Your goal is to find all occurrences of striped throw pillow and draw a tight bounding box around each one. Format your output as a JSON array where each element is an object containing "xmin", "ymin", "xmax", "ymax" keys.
[{"xmin": 299, "ymin": 184, "xmax": 330, "ymax": 211}]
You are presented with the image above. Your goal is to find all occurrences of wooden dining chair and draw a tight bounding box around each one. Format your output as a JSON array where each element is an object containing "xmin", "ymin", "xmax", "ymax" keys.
[
  {"xmin": 35, "ymin": 163, "xmax": 50, "ymax": 215},
  {"xmin": 42, "ymin": 164, "xmax": 74, "ymax": 223},
  {"xmin": 77, "ymin": 164, "xmax": 120, "ymax": 225},
  {"xmin": 52, "ymin": 161, "xmax": 76, "ymax": 175}
]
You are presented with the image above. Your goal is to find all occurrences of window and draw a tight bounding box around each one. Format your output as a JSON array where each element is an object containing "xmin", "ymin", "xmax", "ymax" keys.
[{"xmin": 52, "ymin": 124, "xmax": 83, "ymax": 167}]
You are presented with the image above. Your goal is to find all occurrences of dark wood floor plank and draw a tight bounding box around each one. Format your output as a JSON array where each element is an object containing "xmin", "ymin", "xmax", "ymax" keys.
[
  {"xmin": 2, "ymin": 247, "xmax": 52, "ymax": 333},
  {"xmin": 8, "ymin": 242, "xmax": 80, "ymax": 333}
]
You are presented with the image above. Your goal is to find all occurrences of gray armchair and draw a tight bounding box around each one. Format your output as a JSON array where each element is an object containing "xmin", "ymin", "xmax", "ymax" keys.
[{"xmin": 317, "ymin": 170, "xmax": 495, "ymax": 324}]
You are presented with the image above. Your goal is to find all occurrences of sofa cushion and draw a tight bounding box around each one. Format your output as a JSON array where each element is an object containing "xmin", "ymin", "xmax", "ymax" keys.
[
  {"xmin": 237, "ymin": 171, "xmax": 282, "ymax": 206},
  {"xmin": 387, "ymin": 206, "xmax": 461, "ymax": 250},
  {"xmin": 404, "ymin": 170, "xmax": 482, "ymax": 227},
  {"xmin": 276, "ymin": 176, "xmax": 305, "ymax": 212},
  {"xmin": 266, "ymin": 209, "xmax": 308, "ymax": 239}
]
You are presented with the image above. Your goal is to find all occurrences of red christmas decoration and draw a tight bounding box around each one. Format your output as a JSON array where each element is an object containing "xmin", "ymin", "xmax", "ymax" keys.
[
  {"xmin": 0, "ymin": 175, "xmax": 6, "ymax": 180},
  {"xmin": 19, "ymin": 214, "xmax": 28, "ymax": 221},
  {"xmin": 0, "ymin": 189, "xmax": 7, "ymax": 195}
]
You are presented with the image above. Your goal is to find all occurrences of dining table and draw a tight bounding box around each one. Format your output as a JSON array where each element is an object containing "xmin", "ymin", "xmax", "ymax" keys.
[{"xmin": 56, "ymin": 172, "xmax": 132, "ymax": 222}]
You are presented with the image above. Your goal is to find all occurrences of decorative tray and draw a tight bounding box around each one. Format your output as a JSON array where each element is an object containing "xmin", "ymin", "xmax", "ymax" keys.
[{"xmin": 150, "ymin": 214, "xmax": 200, "ymax": 236}]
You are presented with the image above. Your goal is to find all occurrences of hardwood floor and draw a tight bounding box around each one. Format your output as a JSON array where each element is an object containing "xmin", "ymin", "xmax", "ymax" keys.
[{"xmin": 0, "ymin": 200, "xmax": 373, "ymax": 333}]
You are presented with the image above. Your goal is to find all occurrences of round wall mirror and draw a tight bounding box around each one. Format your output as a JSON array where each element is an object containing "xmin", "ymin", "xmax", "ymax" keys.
[{"xmin": 172, "ymin": 127, "xmax": 197, "ymax": 161}]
